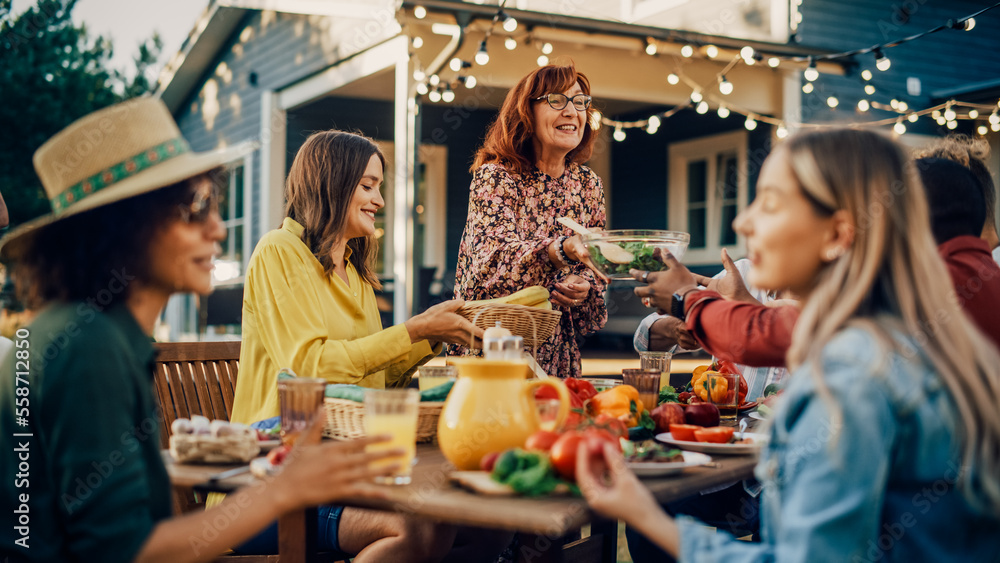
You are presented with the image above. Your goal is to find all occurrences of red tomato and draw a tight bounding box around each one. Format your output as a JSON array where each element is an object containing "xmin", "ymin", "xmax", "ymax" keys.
[
  {"xmin": 549, "ymin": 431, "xmax": 585, "ymax": 480},
  {"xmin": 693, "ymin": 427, "xmax": 735, "ymax": 443},
  {"xmin": 669, "ymin": 423, "xmax": 700, "ymax": 441},
  {"xmin": 525, "ymin": 429, "xmax": 561, "ymax": 452},
  {"xmin": 480, "ymin": 451, "xmax": 500, "ymax": 472}
]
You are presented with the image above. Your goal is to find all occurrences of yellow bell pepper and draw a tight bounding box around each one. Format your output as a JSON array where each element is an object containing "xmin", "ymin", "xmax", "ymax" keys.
[
  {"xmin": 587, "ymin": 385, "xmax": 644, "ymax": 427},
  {"xmin": 692, "ymin": 371, "xmax": 729, "ymax": 403}
]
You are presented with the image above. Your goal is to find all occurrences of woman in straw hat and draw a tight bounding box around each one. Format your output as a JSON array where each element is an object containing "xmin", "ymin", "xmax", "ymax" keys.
[
  {"xmin": 579, "ymin": 128, "xmax": 1000, "ymax": 560},
  {"xmin": 0, "ymin": 97, "xmax": 403, "ymax": 562}
]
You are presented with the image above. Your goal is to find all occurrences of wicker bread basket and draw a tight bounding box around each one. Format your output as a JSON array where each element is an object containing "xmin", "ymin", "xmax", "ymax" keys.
[
  {"xmin": 458, "ymin": 303, "xmax": 561, "ymax": 348},
  {"xmin": 324, "ymin": 398, "xmax": 444, "ymax": 443}
]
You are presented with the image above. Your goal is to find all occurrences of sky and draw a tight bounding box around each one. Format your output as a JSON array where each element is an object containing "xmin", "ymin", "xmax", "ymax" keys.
[{"xmin": 11, "ymin": 0, "xmax": 208, "ymax": 79}]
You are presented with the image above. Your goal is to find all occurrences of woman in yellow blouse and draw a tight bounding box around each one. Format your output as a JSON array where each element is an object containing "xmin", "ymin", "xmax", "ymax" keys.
[{"xmin": 231, "ymin": 130, "xmax": 499, "ymax": 561}]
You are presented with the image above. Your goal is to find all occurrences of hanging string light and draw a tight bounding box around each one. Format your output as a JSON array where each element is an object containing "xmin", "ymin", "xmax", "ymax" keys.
[
  {"xmin": 414, "ymin": 5, "xmax": 427, "ymax": 19},
  {"xmin": 645, "ymin": 38, "xmax": 657, "ymax": 56},
  {"xmin": 744, "ymin": 114, "xmax": 758, "ymax": 130},
  {"xmin": 680, "ymin": 44, "xmax": 694, "ymax": 58},
  {"xmin": 412, "ymin": 36, "xmax": 424, "ymax": 49},
  {"xmin": 893, "ymin": 119, "xmax": 906, "ymax": 135},
  {"xmin": 767, "ymin": 57, "xmax": 780, "ymax": 68},
  {"xmin": 667, "ymin": 73, "xmax": 680, "ymax": 85},
  {"xmin": 857, "ymin": 99, "xmax": 870, "ymax": 112},
  {"xmin": 505, "ymin": 36, "xmax": 517, "ymax": 50},
  {"xmin": 541, "ymin": 42, "xmax": 554, "ymax": 55},
  {"xmin": 718, "ymin": 76, "xmax": 733, "ymax": 95},
  {"xmin": 537, "ymin": 54, "xmax": 549, "ymax": 66},
  {"xmin": 647, "ymin": 115, "xmax": 660, "ymax": 134},
  {"xmin": 442, "ymin": 84, "xmax": 455, "ymax": 103},
  {"xmin": 717, "ymin": 105, "xmax": 730, "ymax": 118},
  {"xmin": 613, "ymin": 124, "xmax": 626, "ymax": 142},
  {"xmin": 803, "ymin": 57, "xmax": 819, "ymax": 82},
  {"xmin": 861, "ymin": 69, "xmax": 872, "ymax": 81},
  {"xmin": 802, "ymin": 82, "xmax": 814, "ymax": 94},
  {"xmin": 705, "ymin": 45, "xmax": 719, "ymax": 59},
  {"xmin": 500, "ymin": 11, "xmax": 518, "ymax": 32},
  {"xmin": 475, "ymin": 40, "xmax": 490, "ymax": 65},
  {"xmin": 776, "ymin": 123, "xmax": 789, "ymax": 138},
  {"xmin": 696, "ymin": 101, "xmax": 709, "ymax": 114},
  {"xmin": 874, "ymin": 48, "xmax": 891, "ymax": 71}
]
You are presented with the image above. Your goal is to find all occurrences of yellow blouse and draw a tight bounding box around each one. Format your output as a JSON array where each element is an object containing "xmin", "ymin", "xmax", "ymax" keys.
[{"xmin": 231, "ymin": 217, "xmax": 438, "ymax": 424}]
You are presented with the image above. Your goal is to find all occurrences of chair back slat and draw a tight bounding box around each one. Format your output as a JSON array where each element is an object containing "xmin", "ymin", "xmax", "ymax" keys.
[{"xmin": 152, "ymin": 342, "xmax": 242, "ymax": 449}]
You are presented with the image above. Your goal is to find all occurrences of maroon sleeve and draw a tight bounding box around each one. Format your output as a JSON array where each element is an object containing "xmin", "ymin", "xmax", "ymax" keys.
[{"xmin": 683, "ymin": 290, "xmax": 799, "ymax": 367}]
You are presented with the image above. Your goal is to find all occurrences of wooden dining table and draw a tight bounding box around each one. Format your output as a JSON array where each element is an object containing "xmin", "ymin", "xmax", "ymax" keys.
[{"xmin": 164, "ymin": 441, "xmax": 759, "ymax": 563}]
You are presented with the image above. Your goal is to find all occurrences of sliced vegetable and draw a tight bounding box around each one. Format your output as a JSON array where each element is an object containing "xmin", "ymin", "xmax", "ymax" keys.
[
  {"xmin": 693, "ymin": 426, "xmax": 735, "ymax": 443},
  {"xmin": 669, "ymin": 423, "xmax": 700, "ymax": 441}
]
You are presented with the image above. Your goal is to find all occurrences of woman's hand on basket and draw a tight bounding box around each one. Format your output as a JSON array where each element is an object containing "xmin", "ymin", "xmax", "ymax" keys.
[
  {"xmin": 552, "ymin": 274, "xmax": 591, "ymax": 309},
  {"xmin": 271, "ymin": 409, "xmax": 401, "ymax": 511},
  {"xmin": 405, "ymin": 299, "xmax": 484, "ymax": 347}
]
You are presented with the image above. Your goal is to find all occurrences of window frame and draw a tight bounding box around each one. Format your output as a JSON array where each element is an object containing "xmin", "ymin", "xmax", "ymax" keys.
[{"xmin": 667, "ymin": 130, "xmax": 749, "ymax": 265}]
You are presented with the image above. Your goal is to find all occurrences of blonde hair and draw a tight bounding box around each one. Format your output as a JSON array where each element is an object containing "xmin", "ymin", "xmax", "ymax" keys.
[{"xmin": 783, "ymin": 129, "xmax": 1000, "ymax": 517}]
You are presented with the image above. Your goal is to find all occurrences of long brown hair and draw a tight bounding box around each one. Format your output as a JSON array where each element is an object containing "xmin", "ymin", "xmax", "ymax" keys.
[
  {"xmin": 471, "ymin": 63, "xmax": 597, "ymax": 176},
  {"xmin": 783, "ymin": 129, "xmax": 1000, "ymax": 516},
  {"xmin": 284, "ymin": 130, "xmax": 383, "ymax": 289}
]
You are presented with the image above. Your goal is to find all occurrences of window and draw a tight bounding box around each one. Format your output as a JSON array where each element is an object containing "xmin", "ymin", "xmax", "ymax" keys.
[
  {"xmin": 668, "ymin": 131, "xmax": 749, "ymax": 265},
  {"xmin": 213, "ymin": 158, "xmax": 251, "ymax": 286}
]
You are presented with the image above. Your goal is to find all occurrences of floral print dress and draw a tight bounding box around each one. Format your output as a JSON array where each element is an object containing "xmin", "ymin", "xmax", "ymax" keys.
[{"xmin": 449, "ymin": 162, "xmax": 608, "ymax": 378}]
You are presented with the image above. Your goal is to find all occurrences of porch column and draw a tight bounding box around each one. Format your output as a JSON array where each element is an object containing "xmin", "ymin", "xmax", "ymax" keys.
[{"xmin": 393, "ymin": 40, "xmax": 418, "ymax": 325}]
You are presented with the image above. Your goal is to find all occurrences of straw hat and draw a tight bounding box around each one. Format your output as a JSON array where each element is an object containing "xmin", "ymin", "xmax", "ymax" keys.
[{"xmin": 0, "ymin": 96, "xmax": 253, "ymax": 260}]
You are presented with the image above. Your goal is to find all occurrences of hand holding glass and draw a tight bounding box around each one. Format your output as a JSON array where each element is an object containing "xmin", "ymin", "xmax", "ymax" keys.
[{"xmin": 364, "ymin": 389, "xmax": 419, "ymax": 485}]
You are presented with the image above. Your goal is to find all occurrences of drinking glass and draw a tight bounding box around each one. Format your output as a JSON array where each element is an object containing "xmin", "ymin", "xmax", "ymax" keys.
[
  {"xmin": 639, "ymin": 351, "xmax": 673, "ymax": 390},
  {"xmin": 622, "ymin": 369, "xmax": 661, "ymax": 411},
  {"xmin": 706, "ymin": 372, "xmax": 739, "ymax": 421},
  {"xmin": 277, "ymin": 377, "xmax": 327, "ymax": 446},
  {"xmin": 364, "ymin": 389, "xmax": 420, "ymax": 485},
  {"xmin": 417, "ymin": 365, "xmax": 457, "ymax": 391}
]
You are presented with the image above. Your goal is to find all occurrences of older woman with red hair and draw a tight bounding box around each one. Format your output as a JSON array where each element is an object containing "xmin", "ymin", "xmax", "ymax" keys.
[{"xmin": 450, "ymin": 63, "xmax": 608, "ymax": 377}]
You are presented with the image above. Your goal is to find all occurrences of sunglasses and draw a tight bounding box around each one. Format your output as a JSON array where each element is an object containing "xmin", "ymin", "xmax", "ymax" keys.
[
  {"xmin": 532, "ymin": 93, "xmax": 592, "ymax": 112},
  {"xmin": 179, "ymin": 182, "xmax": 221, "ymax": 224}
]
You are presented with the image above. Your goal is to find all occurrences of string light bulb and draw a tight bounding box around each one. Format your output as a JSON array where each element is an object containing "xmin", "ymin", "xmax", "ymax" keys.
[
  {"xmin": 647, "ymin": 115, "xmax": 660, "ymax": 134},
  {"xmin": 827, "ymin": 96, "xmax": 839, "ymax": 108},
  {"xmin": 745, "ymin": 115, "xmax": 758, "ymax": 130},
  {"xmin": 992, "ymin": 122, "xmax": 1000, "ymax": 132},
  {"xmin": 861, "ymin": 69, "xmax": 872, "ymax": 81},
  {"xmin": 450, "ymin": 57, "xmax": 463, "ymax": 72},
  {"xmin": 898, "ymin": 101, "xmax": 908, "ymax": 112},
  {"xmin": 613, "ymin": 124, "xmax": 626, "ymax": 142},
  {"xmin": 936, "ymin": 116, "xmax": 947, "ymax": 125},
  {"xmin": 865, "ymin": 84, "xmax": 876, "ymax": 95},
  {"xmin": 776, "ymin": 123, "xmax": 789, "ymax": 138},
  {"xmin": 681, "ymin": 45, "xmax": 694, "ymax": 57},
  {"xmin": 719, "ymin": 76, "xmax": 733, "ymax": 95},
  {"xmin": 858, "ymin": 99, "xmax": 870, "ymax": 112},
  {"xmin": 947, "ymin": 120, "xmax": 958, "ymax": 130},
  {"xmin": 537, "ymin": 54, "xmax": 549, "ymax": 66},
  {"xmin": 645, "ymin": 39, "xmax": 657, "ymax": 56},
  {"xmin": 740, "ymin": 46, "xmax": 755, "ymax": 62},
  {"xmin": 464, "ymin": 74, "xmax": 477, "ymax": 89},
  {"xmin": 541, "ymin": 42, "xmax": 553, "ymax": 55},
  {"xmin": 429, "ymin": 74, "xmax": 440, "ymax": 86},
  {"xmin": 804, "ymin": 58, "xmax": 819, "ymax": 82},
  {"xmin": 416, "ymin": 82, "xmax": 429, "ymax": 95},
  {"xmin": 874, "ymin": 48, "xmax": 891, "ymax": 71},
  {"xmin": 500, "ymin": 12, "xmax": 518, "ymax": 33},
  {"xmin": 696, "ymin": 101, "xmax": 709, "ymax": 114},
  {"xmin": 890, "ymin": 99, "xmax": 899, "ymax": 110},
  {"xmin": 894, "ymin": 119, "xmax": 906, "ymax": 135},
  {"xmin": 442, "ymin": 84, "xmax": 455, "ymax": 103},
  {"xmin": 475, "ymin": 40, "xmax": 490, "ymax": 65},
  {"xmin": 428, "ymin": 87, "xmax": 442, "ymax": 102},
  {"xmin": 414, "ymin": 5, "xmax": 426, "ymax": 19},
  {"xmin": 706, "ymin": 45, "xmax": 719, "ymax": 58},
  {"xmin": 969, "ymin": 109, "xmax": 979, "ymax": 119},
  {"xmin": 412, "ymin": 36, "xmax": 424, "ymax": 49},
  {"xmin": 413, "ymin": 68, "xmax": 426, "ymax": 81},
  {"xmin": 979, "ymin": 124, "xmax": 989, "ymax": 135},
  {"xmin": 802, "ymin": 82, "xmax": 814, "ymax": 94},
  {"xmin": 667, "ymin": 73, "xmax": 680, "ymax": 85},
  {"xmin": 989, "ymin": 111, "xmax": 1000, "ymax": 125},
  {"xmin": 718, "ymin": 105, "xmax": 730, "ymax": 118},
  {"xmin": 768, "ymin": 57, "xmax": 780, "ymax": 68},
  {"xmin": 505, "ymin": 37, "xmax": 517, "ymax": 50},
  {"xmin": 944, "ymin": 106, "xmax": 957, "ymax": 121},
  {"xmin": 907, "ymin": 113, "xmax": 918, "ymax": 123},
  {"xmin": 690, "ymin": 90, "xmax": 703, "ymax": 103}
]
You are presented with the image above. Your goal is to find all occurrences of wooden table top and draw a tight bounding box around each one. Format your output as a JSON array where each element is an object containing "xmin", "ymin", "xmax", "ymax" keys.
[{"xmin": 164, "ymin": 443, "xmax": 758, "ymax": 536}]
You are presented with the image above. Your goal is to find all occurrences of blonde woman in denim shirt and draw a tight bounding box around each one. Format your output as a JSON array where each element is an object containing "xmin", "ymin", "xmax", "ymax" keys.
[{"xmin": 579, "ymin": 128, "xmax": 1000, "ymax": 561}]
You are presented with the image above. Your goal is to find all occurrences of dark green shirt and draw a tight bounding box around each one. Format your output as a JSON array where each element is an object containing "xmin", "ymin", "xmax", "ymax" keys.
[{"xmin": 1, "ymin": 302, "xmax": 171, "ymax": 562}]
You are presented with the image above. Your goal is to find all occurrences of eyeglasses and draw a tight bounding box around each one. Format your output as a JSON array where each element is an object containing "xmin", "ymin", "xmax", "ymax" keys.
[
  {"xmin": 533, "ymin": 93, "xmax": 592, "ymax": 111},
  {"xmin": 179, "ymin": 182, "xmax": 220, "ymax": 223}
]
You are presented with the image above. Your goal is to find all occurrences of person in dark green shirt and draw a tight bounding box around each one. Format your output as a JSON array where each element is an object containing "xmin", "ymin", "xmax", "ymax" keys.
[{"xmin": 0, "ymin": 97, "xmax": 400, "ymax": 563}]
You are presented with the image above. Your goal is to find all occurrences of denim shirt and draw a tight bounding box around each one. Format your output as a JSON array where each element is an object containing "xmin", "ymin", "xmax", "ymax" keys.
[{"xmin": 678, "ymin": 327, "xmax": 1000, "ymax": 562}]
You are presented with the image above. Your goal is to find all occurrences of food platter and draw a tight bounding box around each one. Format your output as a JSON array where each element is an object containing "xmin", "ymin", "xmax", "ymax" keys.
[
  {"xmin": 627, "ymin": 451, "xmax": 712, "ymax": 477},
  {"xmin": 655, "ymin": 432, "xmax": 769, "ymax": 455}
]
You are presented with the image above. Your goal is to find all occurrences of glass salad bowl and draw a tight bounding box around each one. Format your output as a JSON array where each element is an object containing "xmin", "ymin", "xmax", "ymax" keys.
[{"xmin": 581, "ymin": 230, "xmax": 690, "ymax": 280}]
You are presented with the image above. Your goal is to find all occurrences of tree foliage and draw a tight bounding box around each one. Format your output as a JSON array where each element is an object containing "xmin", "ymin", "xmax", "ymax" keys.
[{"xmin": 0, "ymin": 0, "xmax": 161, "ymax": 228}]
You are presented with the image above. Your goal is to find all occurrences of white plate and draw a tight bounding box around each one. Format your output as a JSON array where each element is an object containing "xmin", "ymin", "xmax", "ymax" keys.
[
  {"xmin": 747, "ymin": 412, "xmax": 767, "ymax": 422},
  {"xmin": 627, "ymin": 451, "xmax": 712, "ymax": 477},
  {"xmin": 655, "ymin": 432, "xmax": 769, "ymax": 454},
  {"xmin": 249, "ymin": 456, "xmax": 283, "ymax": 478}
]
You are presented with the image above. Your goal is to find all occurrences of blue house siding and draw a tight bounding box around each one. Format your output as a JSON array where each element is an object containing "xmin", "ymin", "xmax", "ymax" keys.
[{"xmin": 796, "ymin": 0, "xmax": 1000, "ymax": 128}]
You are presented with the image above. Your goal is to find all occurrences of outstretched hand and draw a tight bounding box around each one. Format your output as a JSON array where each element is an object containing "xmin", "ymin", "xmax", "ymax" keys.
[
  {"xmin": 631, "ymin": 250, "xmax": 698, "ymax": 313},
  {"xmin": 576, "ymin": 440, "xmax": 660, "ymax": 524},
  {"xmin": 406, "ymin": 299, "xmax": 485, "ymax": 347},
  {"xmin": 274, "ymin": 409, "xmax": 402, "ymax": 511},
  {"xmin": 691, "ymin": 249, "xmax": 759, "ymax": 304}
]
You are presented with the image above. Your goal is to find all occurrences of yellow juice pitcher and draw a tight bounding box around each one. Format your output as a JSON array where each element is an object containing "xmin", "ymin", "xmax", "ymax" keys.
[{"xmin": 437, "ymin": 357, "xmax": 571, "ymax": 470}]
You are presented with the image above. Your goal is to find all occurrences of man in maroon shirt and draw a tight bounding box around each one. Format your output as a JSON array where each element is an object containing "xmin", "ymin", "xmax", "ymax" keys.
[{"xmin": 637, "ymin": 157, "xmax": 1000, "ymax": 366}]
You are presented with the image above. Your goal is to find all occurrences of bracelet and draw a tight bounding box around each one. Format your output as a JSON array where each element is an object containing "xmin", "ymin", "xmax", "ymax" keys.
[
  {"xmin": 560, "ymin": 236, "xmax": 580, "ymax": 264},
  {"xmin": 553, "ymin": 236, "xmax": 571, "ymax": 266}
]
